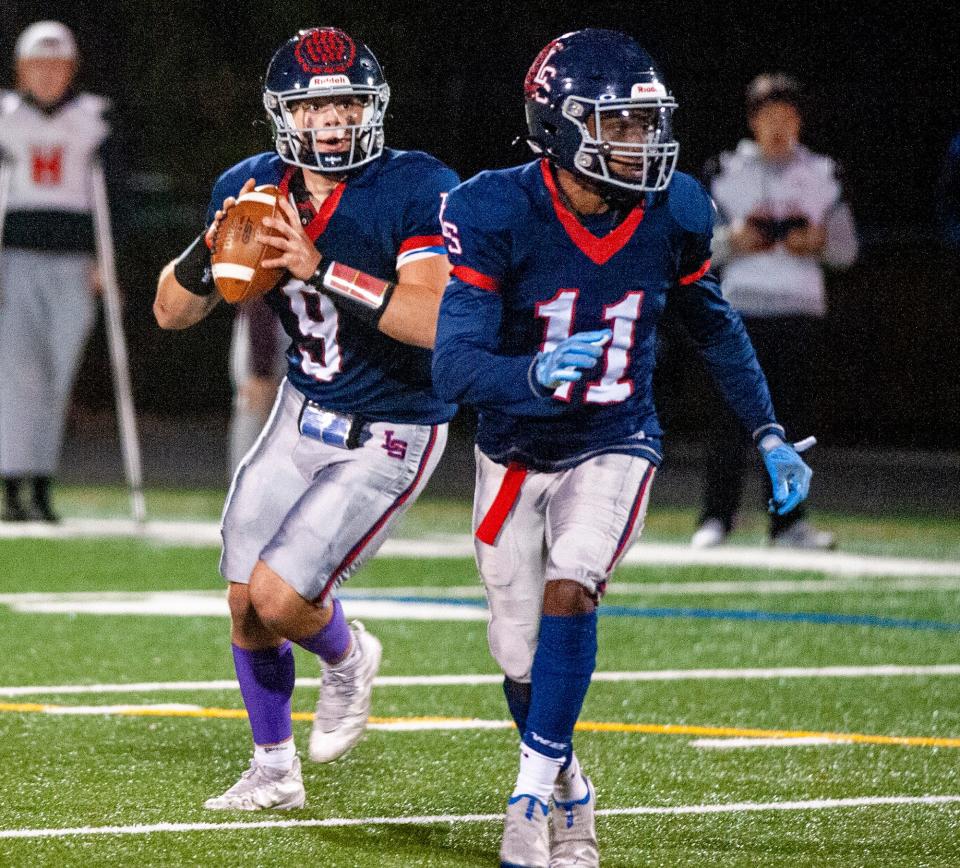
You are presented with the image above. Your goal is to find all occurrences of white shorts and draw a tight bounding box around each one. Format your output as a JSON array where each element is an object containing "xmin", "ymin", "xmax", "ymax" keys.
[
  {"xmin": 220, "ymin": 379, "xmax": 447, "ymax": 602},
  {"xmin": 473, "ymin": 448, "xmax": 654, "ymax": 681}
]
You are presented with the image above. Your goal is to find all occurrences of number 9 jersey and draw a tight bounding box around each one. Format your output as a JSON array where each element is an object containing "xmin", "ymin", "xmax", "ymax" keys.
[
  {"xmin": 432, "ymin": 158, "xmax": 779, "ymax": 472},
  {"xmin": 208, "ymin": 148, "xmax": 459, "ymax": 426}
]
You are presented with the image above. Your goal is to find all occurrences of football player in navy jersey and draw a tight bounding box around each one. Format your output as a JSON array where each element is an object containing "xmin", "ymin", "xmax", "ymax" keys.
[
  {"xmin": 433, "ymin": 29, "xmax": 815, "ymax": 867},
  {"xmin": 154, "ymin": 27, "xmax": 458, "ymax": 811}
]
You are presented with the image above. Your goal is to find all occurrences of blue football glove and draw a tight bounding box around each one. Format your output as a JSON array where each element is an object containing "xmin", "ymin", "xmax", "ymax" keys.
[
  {"xmin": 534, "ymin": 329, "xmax": 611, "ymax": 390},
  {"xmin": 758, "ymin": 434, "xmax": 815, "ymax": 515}
]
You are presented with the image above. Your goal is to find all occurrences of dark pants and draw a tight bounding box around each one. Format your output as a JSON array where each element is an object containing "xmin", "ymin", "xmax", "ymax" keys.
[{"xmin": 699, "ymin": 315, "xmax": 823, "ymax": 537}]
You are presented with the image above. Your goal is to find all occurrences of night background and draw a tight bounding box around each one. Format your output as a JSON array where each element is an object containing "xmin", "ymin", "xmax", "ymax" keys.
[{"xmin": 2, "ymin": 0, "xmax": 959, "ymax": 455}]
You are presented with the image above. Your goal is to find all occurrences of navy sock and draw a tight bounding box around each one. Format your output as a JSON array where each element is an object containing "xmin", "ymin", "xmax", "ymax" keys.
[
  {"xmin": 503, "ymin": 677, "xmax": 531, "ymax": 732},
  {"xmin": 522, "ymin": 611, "xmax": 598, "ymax": 761}
]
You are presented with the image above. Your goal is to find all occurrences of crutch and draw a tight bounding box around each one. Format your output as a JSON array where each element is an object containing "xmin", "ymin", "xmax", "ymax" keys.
[
  {"xmin": 90, "ymin": 162, "xmax": 146, "ymax": 524},
  {"xmin": 0, "ymin": 160, "xmax": 11, "ymax": 257},
  {"xmin": 0, "ymin": 161, "xmax": 10, "ymax": 483}
]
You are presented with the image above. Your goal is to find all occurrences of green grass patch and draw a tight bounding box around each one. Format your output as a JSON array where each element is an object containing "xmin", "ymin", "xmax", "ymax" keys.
[
  {"xmin": 48, "ymin": 486, "xmax": 960, "ymax": 559},
  {"xmin": 1, "ymin": 506, "xmax": 959, "ymax": 864}
]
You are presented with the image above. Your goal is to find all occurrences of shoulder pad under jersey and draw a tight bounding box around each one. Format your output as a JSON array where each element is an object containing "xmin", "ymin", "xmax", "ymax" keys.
[{"xmin": 667, "ymin": 170, "xmax": 714, "ymax": 235}]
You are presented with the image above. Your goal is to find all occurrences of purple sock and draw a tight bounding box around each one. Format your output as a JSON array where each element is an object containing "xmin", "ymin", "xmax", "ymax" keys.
[
  {"xmin": 294, "ymin": 598, "xmax": 351, "ymax": 664},
  {"xmin": 232, "ymin": 641, "xmax": 295, "ymax": 746}
]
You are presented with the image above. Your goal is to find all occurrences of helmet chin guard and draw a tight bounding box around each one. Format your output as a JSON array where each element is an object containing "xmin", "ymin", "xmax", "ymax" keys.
[
  {"xmin": 263, "ymin": 27, "xmax": 389, "ymax": 173},
  {"xmin": 525, "ymin": 29, "xmax": 679, "ymax": 194}
]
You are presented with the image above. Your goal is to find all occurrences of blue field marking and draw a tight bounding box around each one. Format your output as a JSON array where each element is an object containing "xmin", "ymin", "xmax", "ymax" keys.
[
  {"xmin": 340, "ymin": 593, "xmax": 960, "ymax": 632},
  {"xmin": 599, "ymin": 605, "xmax": 960, "ymax": 631}
]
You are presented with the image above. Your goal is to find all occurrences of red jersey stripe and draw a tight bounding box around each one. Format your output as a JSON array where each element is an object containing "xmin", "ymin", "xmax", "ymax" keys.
[
  {"xmin": 399, "ymin": 234, "xmax": 445, "ymax": 254},
  {"xmin": 279, "ymin": 166, "xmax": 346, "ymax": 241},
  {"xmin": 452, "ymin": 264, "xmax": 501, "ymax": 292},
  {"xmin": 679, "ymin": 258, "xmax": 711, "ymax": 285}
]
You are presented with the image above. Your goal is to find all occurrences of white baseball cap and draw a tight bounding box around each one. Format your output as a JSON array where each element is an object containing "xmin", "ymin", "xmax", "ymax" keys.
[{"xmin": 15, "ymin": 21, "xmax": 77, "ymax": 61}]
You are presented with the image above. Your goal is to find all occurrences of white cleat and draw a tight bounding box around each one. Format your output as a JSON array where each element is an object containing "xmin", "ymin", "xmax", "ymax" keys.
[
  {"xmin": 770, "ymin": 520, "xmax": 837, "ymax": 550},
  {"xmin": 309, "ymin": 621, "xmax": 382, "ymax": 763},
  {"xmin": 691, "ymin": 517, "xmax": 727, "ymax": 548},
  {"xmin": 550, "ymin": 773, "xmax": 598, "ymax": 867},
  {"xmin": 500, "ymin": 793, "xmax": 550, "ymax": 867},
  {"xmin": 203, "ymin": 756, "xmax": 305, "ymax": 811}
]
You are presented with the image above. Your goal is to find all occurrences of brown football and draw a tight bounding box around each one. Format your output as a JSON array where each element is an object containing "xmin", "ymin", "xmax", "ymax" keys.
[{"xmin": 210, "ymin": 185, "xmax": 286, "ymax": 304}]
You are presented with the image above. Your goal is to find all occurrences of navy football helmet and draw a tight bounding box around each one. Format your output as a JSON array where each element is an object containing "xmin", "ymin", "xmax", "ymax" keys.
[
  {"xmin": 524, "ymin": 29, "xmax": 679, "ymax": 194},
  {"xmin": 263, "ymin": 27, "xmax": 389, "ymax": 172}
]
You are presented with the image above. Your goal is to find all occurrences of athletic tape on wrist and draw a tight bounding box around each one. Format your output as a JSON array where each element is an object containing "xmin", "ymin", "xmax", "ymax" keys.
[{"xmin": 311, "ymin": 260, "xmax": 395, "ymax": 326}]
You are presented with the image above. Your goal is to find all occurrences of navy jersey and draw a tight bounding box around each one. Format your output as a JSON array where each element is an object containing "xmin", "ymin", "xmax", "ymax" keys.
[
  {"xmin": 207, "ymin": 149, "xmax": 459, "ymax": 425},
  {"xmin": 433, "ymin": 159, "xmax": 779, "ymax": 471}
]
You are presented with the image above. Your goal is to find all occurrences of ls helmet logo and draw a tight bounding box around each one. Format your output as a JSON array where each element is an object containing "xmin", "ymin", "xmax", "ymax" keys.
[
  {"xmin": 524, "ymin": 39, "xmax": 563, "ymax": 105},
  {"xmin": 294, "ymin": 28, "xmax": 357, "ymax": 75}
]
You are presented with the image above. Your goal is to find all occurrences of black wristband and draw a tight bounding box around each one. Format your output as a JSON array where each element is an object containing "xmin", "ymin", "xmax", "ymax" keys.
[{"xmin": 173, "ymin": 230, "xmax": 214, "ymax": 297}]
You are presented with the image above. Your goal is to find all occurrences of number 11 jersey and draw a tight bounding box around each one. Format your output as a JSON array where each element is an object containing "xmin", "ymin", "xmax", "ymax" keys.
[{"xmin": 433, "ymin": 158, "xmax": 778, "ymax": 472}]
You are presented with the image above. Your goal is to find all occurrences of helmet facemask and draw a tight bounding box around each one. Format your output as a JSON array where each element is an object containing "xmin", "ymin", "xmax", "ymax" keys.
[
  {"xmin": 264, "ymin": 82, "xmax": 390, "ymax": 173},
  {"xmin": 563, "ymin": 93, "xmax": 678, "ymax": 193}
]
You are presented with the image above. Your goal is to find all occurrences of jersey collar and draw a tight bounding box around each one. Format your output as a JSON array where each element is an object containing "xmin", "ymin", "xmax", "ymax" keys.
[{"xmin": 539, "ymin": 159, "xmax": 645, "ymax": 266}]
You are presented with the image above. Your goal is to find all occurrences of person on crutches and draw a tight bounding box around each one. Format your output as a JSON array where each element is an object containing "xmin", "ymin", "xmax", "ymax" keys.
[{"xmin": 0, "ymin": 21, "xmax": 143, "ymax": 522}]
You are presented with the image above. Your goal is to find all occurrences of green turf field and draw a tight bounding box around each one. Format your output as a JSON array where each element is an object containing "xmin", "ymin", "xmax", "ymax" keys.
[{"xmin": 1, "ymin": 490, "xmax": 959, "ymax": 866}]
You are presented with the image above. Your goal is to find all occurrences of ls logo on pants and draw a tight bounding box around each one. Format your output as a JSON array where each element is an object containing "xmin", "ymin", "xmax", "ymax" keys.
[{"xmin": 382, "ymin": 431, "xmax": 408, "ymax": 460}]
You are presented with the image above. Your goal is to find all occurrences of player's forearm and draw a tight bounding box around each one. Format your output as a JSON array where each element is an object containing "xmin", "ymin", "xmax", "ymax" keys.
[
  {"xmin": 433, "ymin": 341, "xmax": 561, "ymax": 415},
  {"xmin": 694, "ymin": 312, "xmax": 779, "ymax": 433},
  {"xmin": 675, "ymin": 274, "xmax": 778, "ymax": 433},
  {"xmin": 154, "ymin": 261, "xmax": 220, "ymax": 330},
  {"xmin": 433, "ymin": 281, "xmax": 565, "ymax": 416}
]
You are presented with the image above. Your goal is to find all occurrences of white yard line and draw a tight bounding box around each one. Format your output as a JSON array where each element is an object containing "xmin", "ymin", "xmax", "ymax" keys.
[
  {"xmin": 39, "ymin": 703, "xmax": 205, "ymax": 716},
  {"xmin": 624, "ymin": 544, "xmax": 960, "ymax": 578},
  {"xmin": 347, "ymin": 576, "xmax": 960, "ymax": 596},
  {"xmin": 0, "ymin": 593, "xmax": 487, "ymax": 621},
  {"xmin": 2, "ymin": 664, "xmax": 960, "ymax": 698},
  {"xmin": 2, "ymin": 572, "xmax": 960, "ymax": 623},
  {"xmin": 1, "ymin": 519, "xmax": 957, "ymax": 577},
  {"xmin": 692, "ymin": 736, "xmax": 851, "ymax": 749},
  {"xmin": 2, "ymin": 794, "xmax": 959, "ymax": 839}
]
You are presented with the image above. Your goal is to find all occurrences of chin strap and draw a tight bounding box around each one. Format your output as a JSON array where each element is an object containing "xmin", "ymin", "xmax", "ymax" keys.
[{"xmin": 600, "ymin": 186, "xmax": 646, "ymax": 213}]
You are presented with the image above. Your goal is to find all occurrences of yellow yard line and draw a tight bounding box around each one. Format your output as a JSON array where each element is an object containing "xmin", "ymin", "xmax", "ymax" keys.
[
  {"xmin": 1, "ymin": 700, "xmax": 958, "ymax": 748},
  {"xmin": 576, "ymin": 720, "xmax": 960, "ymax": 749}
]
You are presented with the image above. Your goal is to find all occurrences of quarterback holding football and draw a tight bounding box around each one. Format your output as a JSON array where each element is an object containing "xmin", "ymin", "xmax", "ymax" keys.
[{"xmin": 154, "ymin": 26, "xmax": 457, "ymax": 811}]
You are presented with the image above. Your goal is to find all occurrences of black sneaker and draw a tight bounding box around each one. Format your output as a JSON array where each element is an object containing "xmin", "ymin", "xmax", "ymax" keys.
[
  {"xmin": 26, "ymin": 502, "xmax": 60, "ymax": 523},
  {"xmin": 1, "ymin": 502, "xmax": 28, "ymax": 522}
]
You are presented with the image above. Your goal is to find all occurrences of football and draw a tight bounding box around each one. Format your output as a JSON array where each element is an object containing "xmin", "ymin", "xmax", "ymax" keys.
[{"xmin": 210, "ymin": 185, "xmax": 286, "ymax": 303}]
